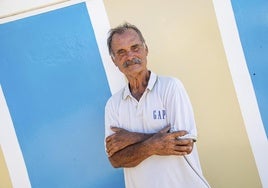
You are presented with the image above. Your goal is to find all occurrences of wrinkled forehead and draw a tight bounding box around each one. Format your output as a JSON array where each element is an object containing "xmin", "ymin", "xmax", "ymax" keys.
[{"xmin": 111, "ymin": 29, "xmax": 143, "ymax": 47}]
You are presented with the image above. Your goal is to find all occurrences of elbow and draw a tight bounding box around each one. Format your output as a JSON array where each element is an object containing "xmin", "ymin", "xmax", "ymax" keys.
[
  {"xmin": 108, "ymin": 157, "xmax": 122, "ymax": 168},
  {"xmin": 112, "ymin": 164, "xmax": 121, "ymax": 168},
  {"xmin": 110, "ymin": 163, "xmax": 121, "ymax": 168},
  {"xmin": 108, "ymin": 156, "xmax": 138, "ymax": 168}
]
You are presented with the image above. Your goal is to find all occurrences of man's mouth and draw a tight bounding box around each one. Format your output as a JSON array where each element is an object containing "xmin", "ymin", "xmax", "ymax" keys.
[{"xmin": 123, "ymin": 58, "xmax": 141, "ymax": 68}]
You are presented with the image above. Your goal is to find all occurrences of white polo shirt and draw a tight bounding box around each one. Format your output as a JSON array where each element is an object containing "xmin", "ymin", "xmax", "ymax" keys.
[{"xmin": 105, "ymin": 72, "xmax": 210, "ymax": 188}]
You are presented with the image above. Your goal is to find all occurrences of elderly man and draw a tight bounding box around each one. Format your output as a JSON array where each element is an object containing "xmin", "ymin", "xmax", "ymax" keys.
[{"xmin": 104, "ymin": 22, "xmax": 210, "ymax": 188}]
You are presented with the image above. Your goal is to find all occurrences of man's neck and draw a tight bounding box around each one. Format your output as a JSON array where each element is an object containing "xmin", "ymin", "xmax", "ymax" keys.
[{"xmin": 128, "ymin": 70, "xmax": 151, "ymax": 101}]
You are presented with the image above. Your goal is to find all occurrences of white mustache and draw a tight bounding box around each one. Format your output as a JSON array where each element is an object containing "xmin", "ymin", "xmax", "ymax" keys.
[{"xmin": 123, "ymin": 58, "xmax": 141, "ymax": 68}]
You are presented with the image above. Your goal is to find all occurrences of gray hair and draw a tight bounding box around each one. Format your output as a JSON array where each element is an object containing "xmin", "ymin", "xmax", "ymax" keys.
[{"xmin": 107, "ymin": 22, "xmax": 146, "ymax": 57}]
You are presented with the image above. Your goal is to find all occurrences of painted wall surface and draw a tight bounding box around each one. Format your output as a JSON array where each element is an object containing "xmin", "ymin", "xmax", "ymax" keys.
[
  {"xmin": 0, "ymin": 0, "xmax": 267, "ymax": 188},
  {"xmin": 103, "ymin": 0, "xmax": 266, "ymax": 187},
  {"xmin": 0, "ymin": 146, "xmax": 12, "ymax": 187},
  {"xmin": 0, "ymin": 1, "xmax": 124, "ymax": 187},
  {"xmin": 231, "ymin": 0, "xmax": 268, "ymax": 136}
]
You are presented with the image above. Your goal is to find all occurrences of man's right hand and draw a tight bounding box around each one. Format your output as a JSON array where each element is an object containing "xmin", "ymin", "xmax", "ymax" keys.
[{"xmin": 146, "ymin": 126, "xmax": 193, "ymax": 156}]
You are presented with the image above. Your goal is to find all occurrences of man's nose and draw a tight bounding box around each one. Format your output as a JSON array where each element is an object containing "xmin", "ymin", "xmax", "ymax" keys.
[{"xmin": 125, "ymin": 50, "xmax": 135, "ymax": 59}]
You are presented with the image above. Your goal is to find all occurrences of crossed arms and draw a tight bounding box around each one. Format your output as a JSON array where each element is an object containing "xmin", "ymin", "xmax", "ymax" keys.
[{"xmin": 105, "ymin": 125, "xmax": 195, "ymax": 168}]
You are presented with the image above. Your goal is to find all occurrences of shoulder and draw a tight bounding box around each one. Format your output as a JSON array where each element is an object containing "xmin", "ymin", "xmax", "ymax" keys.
[{"xmin": 105, "ymin": 87, "xmax": 125, "ymax": 108}]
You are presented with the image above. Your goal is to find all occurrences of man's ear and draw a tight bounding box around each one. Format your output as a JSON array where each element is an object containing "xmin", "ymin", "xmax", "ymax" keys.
[
  {"xmin": 145, "ymin": 44, "xmax": 149, "ymax": 54},
  {"xmin": 111, "ymin": 56, "xmax": 118, "ymax": 66}
]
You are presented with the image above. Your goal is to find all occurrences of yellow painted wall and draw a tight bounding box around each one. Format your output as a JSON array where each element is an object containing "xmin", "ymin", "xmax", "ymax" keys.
[
  {"xmin": 0, "ymin": 146, "xmax": 12, "ymax": 188},
  {"xmin": 103, "ymin": 0, "xmax": 262, "ymax": 187}
]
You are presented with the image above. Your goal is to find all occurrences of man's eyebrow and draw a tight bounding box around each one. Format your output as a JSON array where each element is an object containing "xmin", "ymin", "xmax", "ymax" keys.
[
  {"xmin": 116, "ymin": 48, "xmax": 126, "ymax": 53},
  {"xmin": 116, "ymin": 44, "xmax": 139, "ymax": 52},
  {"xmin": 131, "ymin": 44, "xmax": 140, "ymax": 47}
]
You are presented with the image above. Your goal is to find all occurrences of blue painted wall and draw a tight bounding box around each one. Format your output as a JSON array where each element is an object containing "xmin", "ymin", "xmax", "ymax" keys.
[
  {"xmin": 0, "ymin": 3, "xmax": 124, "ymax": 187},
  {"xmin": 231, "ymin": 0, "xmax": 268, "ymax": 137}
]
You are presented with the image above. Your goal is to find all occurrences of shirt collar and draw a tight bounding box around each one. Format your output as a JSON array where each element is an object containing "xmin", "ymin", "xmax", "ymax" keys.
[{"xmin": 122, "ymin": 71, "xmax": 157, "ymax": 100}]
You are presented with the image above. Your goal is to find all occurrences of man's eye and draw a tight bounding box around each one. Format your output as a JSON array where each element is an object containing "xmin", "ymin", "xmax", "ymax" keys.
[
  {"xmin": 117, "ymin": 51, "xmax": 126, "ymax": 56},
  {"xmin": 132, "ymin": 46, "xmax": 139, "ymax": 52}
]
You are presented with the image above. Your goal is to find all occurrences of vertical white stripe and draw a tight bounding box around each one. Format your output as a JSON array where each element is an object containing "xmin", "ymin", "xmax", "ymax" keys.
[
  {"xmin": 0, "ymin": 85, "xmax": 31, "ymax": 188},
  {"xmin": 213, "ymin": 1, "xmax": 268, "ymax": 187},
  {"xmin": 86, "ymin": 0, "xmax": 125, "ymax": 95}
]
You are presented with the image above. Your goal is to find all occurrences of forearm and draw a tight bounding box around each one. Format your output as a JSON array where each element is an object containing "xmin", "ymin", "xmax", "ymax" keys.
[
  {"xmin": 108, "ymin": 127, "xmax": 194, "ymax": 168},
  {"xmin": 108, "ymin": 140, "xmax": 153, "ymax": 168},
  {"xmin": 106, "ymin": 129, "xmax": 153, "ymax": 156},
  {"xmin": 125, "ymin": 132, "xmax": 153, "ymax": 146}
]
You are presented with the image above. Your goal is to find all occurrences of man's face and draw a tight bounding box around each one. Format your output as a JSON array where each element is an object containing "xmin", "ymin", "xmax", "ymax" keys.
[{"xmin": 111, "ymin": 29, "xmax": 148, "ymax": 77}]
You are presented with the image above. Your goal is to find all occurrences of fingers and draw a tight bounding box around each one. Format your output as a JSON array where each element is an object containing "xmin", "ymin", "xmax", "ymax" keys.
[
  {"xmin": 175, "ymin": 138, "xmax": 194, "ymax": 145},
  {"xmin": 175, "ymin": 139, "xmax": 194, "ymax": 154},
  {"xmin": 110, "ymin": 126, "xmax": 123, "ymax": 132},
  {"xmin": 174, "ymin": 145, "xmax": 193, "ymax": 155},
  {"xmin": 106, "ymin": 127, "xmax": 123, "ymax": 142},
  {"xmin": 106, "ymin": 137, "xmax": 118, "ymax": 157},
  {"xmin": 105, "ymin": 133, "xmax": 114, "ymax": 143},
  {"xmin": 106, "ymin": 147, "xmax": 115, "ymax": 157},
  {"xmin": 106, "ymin": 127, "xmax": 130, "ymax": 157},
  {"xmin": 158, "ymin": 141, "xmax": 193, "ymax": 156},
  {"xmin": 172, "ymin": 130, "xmax": 188, "ymax": 138},
  {"xmin": 159, "ymin": 124, "xmax": 171, "ymax": 133}
]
